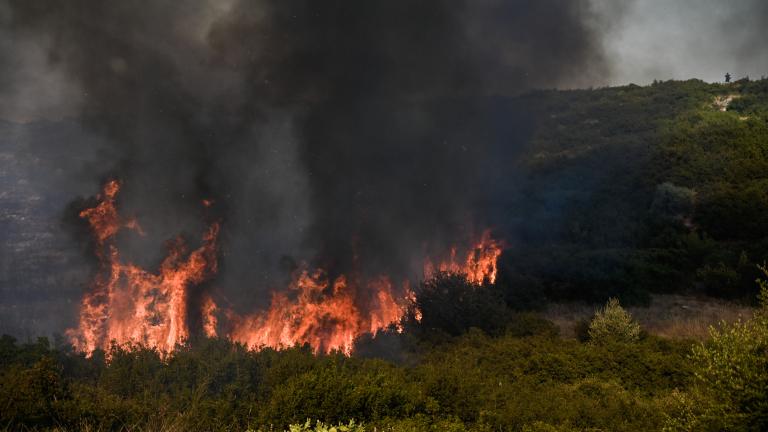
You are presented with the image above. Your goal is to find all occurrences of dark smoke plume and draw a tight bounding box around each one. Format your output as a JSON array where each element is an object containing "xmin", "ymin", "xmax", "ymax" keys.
[{"xmin": 3, "ymin": 0, "xmax": 609, "ymax": 316}]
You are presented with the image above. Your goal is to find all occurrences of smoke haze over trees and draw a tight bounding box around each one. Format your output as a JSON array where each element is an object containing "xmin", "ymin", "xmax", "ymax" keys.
[
  {"xmin": 0, "ymin": 0, "xmax": 616, "ymax": 323},
  {"xmin": 0, "ymin": 1, "xmax": 767, "ymax": 336}
]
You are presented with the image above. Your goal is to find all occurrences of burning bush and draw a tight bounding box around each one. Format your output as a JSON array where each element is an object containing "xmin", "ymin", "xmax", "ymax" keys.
[{"xmin": 416, "ymin": 272, "xmax": 510, "ymax": 337}]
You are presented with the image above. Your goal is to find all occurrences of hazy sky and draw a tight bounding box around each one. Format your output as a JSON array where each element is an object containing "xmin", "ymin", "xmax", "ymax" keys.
[{"xmin": 600, "ymin": 0, "xmax": 768, "ymax": 85}]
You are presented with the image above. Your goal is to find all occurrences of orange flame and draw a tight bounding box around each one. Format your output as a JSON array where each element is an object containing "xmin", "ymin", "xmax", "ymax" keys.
[
  {"xmin": 67, "ymin": 180, "xmax": 219, "ymax": 355},
  {"xmin": 69, "ymin": 181, "xmax": 501, "ymax": 356},
  {"xmin": 202, "ymin": 295, "xmax": 218, "ymax": 338},
  {"xmin": 423, "ymin": 230, "xmax": 503, "ymax": 284},
  {"xmin": 228, "ymin": 269, "xmax": 413, "ymax": 355}
]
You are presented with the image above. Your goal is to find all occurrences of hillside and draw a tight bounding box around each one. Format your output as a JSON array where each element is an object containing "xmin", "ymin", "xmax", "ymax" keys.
[
  {"xmin": 2, "ymin": 79, "xmax": 768, "ymax": 431},
  {"xmin": 0, "ymin": 120, "xmax": 104, "ymax": 337},
  {"xmin": 495, "ymin": 78, "xmax": 768, "ymax": 306},
  {"xmin": 4, "ymin": 79, "xmax": 768, "ymax": 339}
]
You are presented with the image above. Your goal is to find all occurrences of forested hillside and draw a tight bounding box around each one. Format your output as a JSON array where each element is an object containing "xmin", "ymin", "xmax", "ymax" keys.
[
  {"xmin": 497, "ymin": 78, "xmax": 768, "ymax": 305},
  {"xmin": 3, "ymin": 79, "xmax": 768, "ymax": 431}
]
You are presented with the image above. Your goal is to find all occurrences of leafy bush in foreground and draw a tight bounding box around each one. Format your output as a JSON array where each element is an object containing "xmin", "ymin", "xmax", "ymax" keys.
[
  {"xmin": 253, "ymin": 419, "xmax": 364, "ymax": 432},
  {"xmin": 0, "ymin": 326, "xmax": 694, "ymax": 431},
  {"xmin": 664, "ymin": 271, "xmax": 768, "ymax": 431}
]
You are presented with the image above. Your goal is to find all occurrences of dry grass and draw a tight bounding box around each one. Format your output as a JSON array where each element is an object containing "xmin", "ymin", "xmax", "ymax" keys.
[{"xmin": 544, "ymin": 294, "xmax": 754, "ymax": 340}]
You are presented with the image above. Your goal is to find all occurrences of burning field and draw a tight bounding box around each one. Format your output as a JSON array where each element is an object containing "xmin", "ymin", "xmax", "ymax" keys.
[{"xmin": 67, "ymin": 180, "xmax": 502, "ymax": 356}]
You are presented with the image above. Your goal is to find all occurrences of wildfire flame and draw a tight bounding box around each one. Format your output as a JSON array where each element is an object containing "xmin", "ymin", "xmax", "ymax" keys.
[
  {"xmin": 68, "ymin": 180, "xmax": 502, "ymax": 356},
  {"xmin": 229, "ymin": 270, "xmax": 412, "ymax": 355},
  {"xmin": 67, "ymin": 180, "xmax": 219, "ymax": 354},
  {"xmin": 202, "ymin": 295, "xmax": 218, "ymax": 338},
  {"xmin": 423, "ymin": 230, "xmax": 502, "ymax": 284}
]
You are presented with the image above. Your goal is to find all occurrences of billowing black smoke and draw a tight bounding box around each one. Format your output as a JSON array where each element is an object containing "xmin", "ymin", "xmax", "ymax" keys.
[{"xmin": 3, "ymin": 0, "xmax": 609, "ymax": 314}]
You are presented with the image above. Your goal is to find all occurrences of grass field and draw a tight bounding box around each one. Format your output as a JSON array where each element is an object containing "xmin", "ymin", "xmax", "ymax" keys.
[{"xmin": 543, "ymin": 294, "xmax": 753, "ymax": 340}]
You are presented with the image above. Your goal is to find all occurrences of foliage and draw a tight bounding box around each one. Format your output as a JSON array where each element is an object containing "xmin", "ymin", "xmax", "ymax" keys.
[
  {"xmin": 0, "ymin": 324, "xmax": 695, "ymax": 431},
  {"xmin": 496, "ymin": 78, "xmax": 768, "ymax": 304},
  {"xmin": 573, "ymin": 319, "xmax": 591, "ymax": 343},
  {"xmin": 415, "ymin": 272, "xmax": 511, "ymax": 337},
  {"xmin": 282, "ymin": 419, "xmax": 364, "ymax": 432},
  {"xmin": 588, "ymin": 298, "xmax": 641, "ymax": 344},
  {"xmin": 5, "ymin": 79, "xmax": 768, "ymax": 430},
  {"xmin": 649, "ymin": 182, "xmax": 696, "ymax": 223},
  {"xmin": 664, "ymin": 270, "xmax": 768, "ymax": 431}
]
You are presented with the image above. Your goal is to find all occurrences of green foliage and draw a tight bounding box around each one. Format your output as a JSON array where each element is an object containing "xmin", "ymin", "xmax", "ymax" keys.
[
  {"xmin": 0, "ymin": 356, "xmax": 68, "ymax": 428},
  {"xmin": 6, "ymin": 79, "xmax": 768, "ymax": 430},
  {"xmin": 0, "ymin": 327, "xmax": 695, "ymax": 431},
  {"xmin": 573, "ymin": 319, "xmax": 591, "ymax": 343},
  {"xmin": 695, "ymin": 262, "xmax": 741, "ymax": 297},
  {"xmin": 655, "ymin": 100, "xmax": 768, "ymax": 244},
  {"xmin": 283, "ymin": 419, "xmax": 364, "ymax": 432},
  {"xmin": 498, "ymin": 78, "xmax": 768, "ymax": 304},
  {"xmin": 588, "ymin": 298, "xmax": 641, "ymax": 345},
  {"xmin": 372, "ymin": 415, "xmax": 484, "ymax": 432},
  {"xmin": 505, "ymin": 312, "xmax": 560, "ymax": 338},
  {"xmin": 650, "ymin": 182, "xmax": 696, "ymax": 223},
  {"xmin": 522, "ymin": 421, "xmax": 580, "ymax": 432},
  {"xmin": 665, "ymin": 270, "xmax": 768, "ymax": 431},
  {"xmin": 416, "ymin": 272, "xmax": 511, "ymax": 337}
]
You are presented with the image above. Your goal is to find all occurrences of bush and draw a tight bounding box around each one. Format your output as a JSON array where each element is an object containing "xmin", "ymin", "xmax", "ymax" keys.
[
  {"xmin": 506, "ymin": 313, "xmax": 559, "ymax": 338},
  {"xmin": 574, "ymin": 319, "xmax": 591, "ymax": 343},
  {"xmin": 286, "ymin": 419, "xmax": 365, "ymax": 432},
  {"xmin": 650, "ymin": 182, "xmax": 696, "ymax": 223},
  {"xmin": 416, "ymin": 272, "xmax": 511, "ymax": 337},
  {"xmin": 588, "ymin": 298, "xmax": 641, "ymax": 344},
  {"xmin": 0, "ymin": 355, "xmax": 70, "ymax": 429},
  {"xmin": 664, "ymin": 269, "xmax": 768, "ymax": 431}
]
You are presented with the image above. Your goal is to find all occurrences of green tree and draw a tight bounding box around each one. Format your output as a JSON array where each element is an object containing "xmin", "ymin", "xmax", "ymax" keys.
[
  {"xmin": 0, "ymin": 356, "xmax": 68, "ymax": 428},
  {"xmin": 416, "ymin": 272, "xmax": 510, "ymax": 337},
  {"xmin": 650, "ymin": 182, "xmax": 696, "ymax": 222},
  {"xmin": 665, "ymin": 268, "xmax": 768, "ymax": 431},
  {"xmin": 588, "ymin": 298, "xmax": 641, "ymax": 344}
]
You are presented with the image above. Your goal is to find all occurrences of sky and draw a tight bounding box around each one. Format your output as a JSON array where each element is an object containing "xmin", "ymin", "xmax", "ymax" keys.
[{"xmin": 599, "ymin": 0, "xmax": 768, "ymax": 86}]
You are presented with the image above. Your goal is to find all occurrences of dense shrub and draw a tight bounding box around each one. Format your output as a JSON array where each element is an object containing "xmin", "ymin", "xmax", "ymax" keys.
[
  {"xmin": 665, "ymin": 273, "xmax": 768, "ymax": 431},
  {"xmin": 495, "ymin": 78, "xmax": 768, "ymax": 304},
  {"xmin": 0, "ymin": 325, "xmax": 696, "ymax": 431},
  {"xmin": 258, "ymin": 419, "xmax": 365, "ymax": 432},
  {"xmin": 588, "ymin": 298, "xmax": 641, "ymax": 345},
  {"xmin": 416, "ymin": 272, "xmax": 511, "ymax": 337}
]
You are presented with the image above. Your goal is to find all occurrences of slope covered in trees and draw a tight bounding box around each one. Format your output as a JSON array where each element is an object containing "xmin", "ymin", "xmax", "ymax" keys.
[
  {"xmin": 496, "ymin": 78, "xmax": 768, "ymax": 306},
  {"xmin": 3, "ymin": 79, "xmax": 768, "ymax": 431}
]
